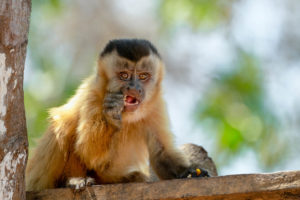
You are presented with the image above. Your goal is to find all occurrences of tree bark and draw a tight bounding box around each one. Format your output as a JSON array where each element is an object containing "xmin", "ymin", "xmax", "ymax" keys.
[
  {"xmin": 0, "ymin": 0, "xmax": 31, "ymax": 200},
  {"xmin": 26, "ymin": 171, "xmax": 300, "ymax": 200}
]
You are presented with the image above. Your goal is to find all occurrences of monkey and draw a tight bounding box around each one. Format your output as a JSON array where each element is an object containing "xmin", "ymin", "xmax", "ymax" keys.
[{"xmin": 26, "ymin": 39, "xmax": 209, "ymax": 191}]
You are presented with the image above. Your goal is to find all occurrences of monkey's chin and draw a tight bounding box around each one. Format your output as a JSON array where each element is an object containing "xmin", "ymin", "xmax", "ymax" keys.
[
  {"xmin": 124, "ymin": 103, "xmax": 140, "ymax": 112},
  {"xmin": 122, "ymin": 106, "xmax": 146, "ymax": 124}
]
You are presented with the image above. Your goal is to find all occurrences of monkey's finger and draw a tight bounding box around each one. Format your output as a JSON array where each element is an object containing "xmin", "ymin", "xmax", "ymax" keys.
[
  {"xmin": 103, "ymin": 107, "xmax": 123, "ymax": 117},
  {"xmin": 105, "ymin": 94, "xmax": 124, "ymax": 100},
  {"xmin": 103, "ymin": 100, "xmax": 124, "ymax": 107},
  {"xmin": 190, "ymin": 168, "xmax": 210, "ymax": 178},
  {"xmin": 104, "ymin": 98, "xmax": 124, "ymax": 103},
  {"xmin": 103, "ymin": 102, "xmax": 122, "ymax": 108},
  {"xmin": 178, "ymin": 169, "xmax": 191, "ymax": 179},
  {"xmin": 85, "ymin": 177, "xmax": 96, "ymax": 186},
  {"xmin": 66, "ymin": 177, "xmax": 87, "ymax": 192}
]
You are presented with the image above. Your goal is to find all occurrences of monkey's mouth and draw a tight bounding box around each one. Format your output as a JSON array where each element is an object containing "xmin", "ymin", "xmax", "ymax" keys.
[{"xmin": 124, "ymin": 95, "xmax": 140, "ymax": 112}]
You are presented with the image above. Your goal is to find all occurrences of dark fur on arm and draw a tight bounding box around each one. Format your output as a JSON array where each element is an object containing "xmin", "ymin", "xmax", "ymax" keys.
[{"xmin": 148, "ymin": 133, "xmax": 190, "ymax": 179}]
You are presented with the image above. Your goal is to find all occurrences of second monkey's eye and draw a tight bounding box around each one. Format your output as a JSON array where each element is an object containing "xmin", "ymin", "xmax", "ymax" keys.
[
  {"xmin": 139, "ymin": 73, "xmax": 150, "ymax": 81},
  {"xmin": 119, "ymin": 72, "xmax": 130, "ymax": 80}
]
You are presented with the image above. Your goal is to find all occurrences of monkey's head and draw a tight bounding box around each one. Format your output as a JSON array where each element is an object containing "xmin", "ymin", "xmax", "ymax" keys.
[{"xmin": 98, "ymin": 39, "xmax": 164, "ymax": 122}]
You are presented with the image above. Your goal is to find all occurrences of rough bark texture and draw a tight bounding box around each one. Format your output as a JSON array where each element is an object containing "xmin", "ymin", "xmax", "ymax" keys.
[
  {"xmin": 27, "ymin": 170, "xmax": 300, "ymax": 200},
  {"xmin": 0, "ymin": 0, "xmax": 31, "ymax": 200}
]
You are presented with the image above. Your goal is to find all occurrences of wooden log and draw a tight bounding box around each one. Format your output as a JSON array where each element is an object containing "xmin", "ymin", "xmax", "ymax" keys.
[{"xmin": 27, "ymin": 170, "xmax": 300, "ymax": 200}]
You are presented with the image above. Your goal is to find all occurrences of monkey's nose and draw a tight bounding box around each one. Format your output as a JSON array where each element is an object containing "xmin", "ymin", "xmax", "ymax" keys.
[
  {"xmin": 126, "ymin": 86, "xmax": 143, "ymax": 94},
  {"xmin": 124, "ymin": 88, "xmax": 143, "ymax": 101}
]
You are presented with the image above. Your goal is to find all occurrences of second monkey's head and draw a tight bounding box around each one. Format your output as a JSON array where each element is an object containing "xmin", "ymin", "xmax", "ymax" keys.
[{"xmin": 98, "ymin": 39, "xmax": 165, "ymax": 122}]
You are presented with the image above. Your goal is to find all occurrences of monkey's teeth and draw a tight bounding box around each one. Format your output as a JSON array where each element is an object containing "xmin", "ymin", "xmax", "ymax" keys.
[
  {"xmin": 125, "ymin": 96, "xmax": 139, "ymax": 105},
  {"xmin": 125, "ymin": 101, "xmax": 139, "ymax": 105}
]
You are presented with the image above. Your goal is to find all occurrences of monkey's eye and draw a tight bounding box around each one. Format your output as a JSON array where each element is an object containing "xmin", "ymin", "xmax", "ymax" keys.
[
  {"xmin": 139, "ymin": 73, "xmax": 150, "ymax": 81},
  {"xmin": 119, "ymin": 72, "xmax": 130, "ymax": 80}
]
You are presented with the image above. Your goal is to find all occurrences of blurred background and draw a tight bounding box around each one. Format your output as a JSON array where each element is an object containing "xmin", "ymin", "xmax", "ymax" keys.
[{"xmin": 25, "ymin": 0, "xmax": 300, "ymax": 175}]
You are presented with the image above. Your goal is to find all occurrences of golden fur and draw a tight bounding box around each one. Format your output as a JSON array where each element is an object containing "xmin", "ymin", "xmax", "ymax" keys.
[{"xmin": 26, "ymin": 45, "xmax": 189, "ymax": 191}]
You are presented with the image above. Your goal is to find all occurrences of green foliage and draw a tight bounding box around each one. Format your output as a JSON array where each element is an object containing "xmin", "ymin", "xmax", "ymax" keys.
[
  {"xmin": 159, "ymin": 0, "xmax": 235, "ymax": 29},
  {"xmin": 25, "ymin": 0, "xmax": 75, "ymax": 151},
  {"xmin": 32, "ymin": 0, "xmax": 64, "ymax": 15},
  {"xmin": 25, "ymin": 92, "xmax": 48, "ymax": 147},
  {"xmin": 196, "ymin": 52, "xmax": 287, "ymax": 169},
  {"xmin": 159, "ymin": 0, "xmax": 288, "ymax": 171},
  {"xmin": 25, "ymin": 82, "xmax": 78, "ymax": 150}
]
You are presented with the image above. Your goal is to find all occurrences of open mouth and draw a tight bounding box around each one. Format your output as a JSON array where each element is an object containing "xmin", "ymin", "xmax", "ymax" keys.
[
  {"xmin": 124, "ymin": 95, "xmax": 140, "ymax": 111},
  {"xmin": 125, "ymin": 95, "xmax": 140, "ymax": 105}
]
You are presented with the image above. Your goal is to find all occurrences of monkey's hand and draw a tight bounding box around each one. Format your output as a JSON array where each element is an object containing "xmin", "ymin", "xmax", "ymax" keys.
[
  {"xmin": 66, "ymin": 177, "xmax": 95, "ymax": 191},
  {"xmin": 103, "ymin": 92, "xmax": 124, "ymax": 128},
  {"xmin": 178, "ymin": 168, "xmax": 210, "ymax": 179}
]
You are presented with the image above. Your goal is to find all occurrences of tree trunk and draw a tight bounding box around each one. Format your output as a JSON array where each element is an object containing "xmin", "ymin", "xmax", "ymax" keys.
[{"xmin": 0, "ymin": 0, "xmax": 31, "ymax": 200}]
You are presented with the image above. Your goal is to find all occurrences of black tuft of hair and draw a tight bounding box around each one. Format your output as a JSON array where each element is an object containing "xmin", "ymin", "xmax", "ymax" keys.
[{"xmin": 100, "ymin": 39, "xmax": 160, "ymax": 62}]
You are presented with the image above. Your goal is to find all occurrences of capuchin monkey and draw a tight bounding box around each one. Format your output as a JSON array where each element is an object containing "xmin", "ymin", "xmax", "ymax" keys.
[{"xmin": 26, "ymin": 39, "xmax": 210, "ymax": 191}]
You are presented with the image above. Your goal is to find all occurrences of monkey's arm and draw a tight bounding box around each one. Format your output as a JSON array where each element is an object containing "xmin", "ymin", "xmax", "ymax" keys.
[
  {"xmin": 148, "ymin": 128, "xmax": 209, "ymax": 179},
  {"xmin": 147, "ymin": 127, "xmax": 189, "ymax": 179}
]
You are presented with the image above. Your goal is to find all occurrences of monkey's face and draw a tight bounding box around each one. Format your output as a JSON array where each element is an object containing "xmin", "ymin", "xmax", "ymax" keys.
[{"xmin": 99, "ymin": 51, "xmax": 163, "ymax": 118}]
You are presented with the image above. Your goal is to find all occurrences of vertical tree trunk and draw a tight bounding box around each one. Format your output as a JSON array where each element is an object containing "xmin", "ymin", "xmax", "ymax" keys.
[{"xmin": 0, "ymin": 0, "xmax": 31, "ymax": 200}]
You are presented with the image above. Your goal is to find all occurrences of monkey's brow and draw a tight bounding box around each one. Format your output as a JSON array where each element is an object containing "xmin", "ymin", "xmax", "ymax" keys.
[
  {"xmin": 138, "ymin": 60, "xmax": 154, "ymax": 71},
  {"xmin": 115, "ymin": 60, "xmax": 133, "ymax": 70}
]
